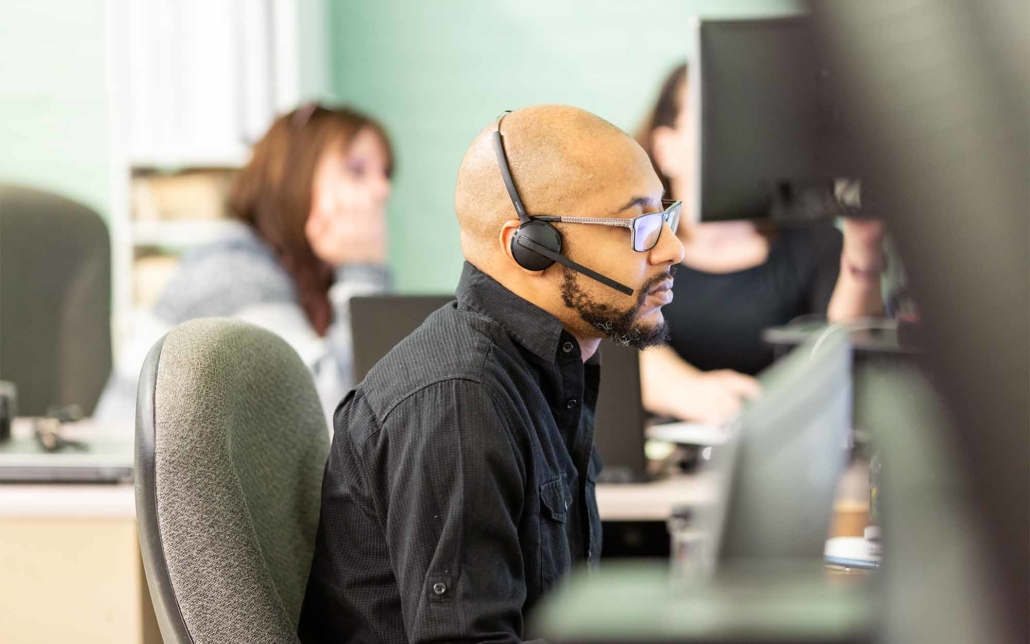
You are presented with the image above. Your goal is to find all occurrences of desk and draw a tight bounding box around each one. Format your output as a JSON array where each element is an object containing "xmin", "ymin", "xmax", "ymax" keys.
[
  {"xmin": 0, "ymin": 431, "xmax": 868, "ymax": 641},
  {"xmin": 0, "ymin": 419, "xmax": 159, "ymax": 643},
  {"xmin": 0, "ymin": 483, "xmax": 160, "ymax": 644},
  {"xmin": 0, "ymin": 421, "xmax": 718, "ymax": 640},
  {"xmin": 595, "ymin": 461, "xmax": 871, "ymax": 560},
  {"xmin": 596, "ymin": 473, "xmax": 719, "ymax": 522},
  {"xmin": 0, "ymin": 472, "xmax": 715, "ymax": 637},
  {"xmin": 597, "ymin": 461, "xmax": 869, "ymax": 527}
]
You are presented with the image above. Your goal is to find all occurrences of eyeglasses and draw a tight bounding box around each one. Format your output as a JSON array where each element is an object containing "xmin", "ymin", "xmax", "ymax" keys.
[{"xmin": 531, "ymin": 199, "xmax": 681, "ymax": 253}]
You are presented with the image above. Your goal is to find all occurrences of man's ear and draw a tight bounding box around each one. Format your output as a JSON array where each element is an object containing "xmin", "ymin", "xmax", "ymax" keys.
[
  {"xmin": 650, "ymin": 125, "xmax": 682, "ymax": 178},
  {"xmin": 499, "ymin": 219, "xmax": 519, "ymax": 261},
  {"xmin": 499, "ymin": 219, "xmax": 544, "ymax": 274}
]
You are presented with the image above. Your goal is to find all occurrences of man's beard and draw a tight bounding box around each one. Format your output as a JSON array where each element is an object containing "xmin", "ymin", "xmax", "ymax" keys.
[{"xmin": 560, "ymin": 266, "xmax": 676, "ymax": 349}]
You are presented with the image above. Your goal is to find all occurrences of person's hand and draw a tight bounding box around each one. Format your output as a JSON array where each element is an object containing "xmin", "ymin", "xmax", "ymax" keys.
[
  {"xmin": 306, "ymin": 188, "xmax": 387, "ymax": 267},
  {"xmin": 841, "ymin": 218, "xmax": 886, "ymax": 271},
  {"xmin": 674, "ymin": 370, "xmax": 762, "ymax": 425}
]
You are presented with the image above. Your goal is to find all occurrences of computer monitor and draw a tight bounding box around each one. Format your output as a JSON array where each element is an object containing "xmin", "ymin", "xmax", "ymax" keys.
[
  {"xmin": 592, "ymin": 340, "xmax": 649, "ymax": 482},
  {"xmin": 350, "ymin": 296, "xmax": 652, "ymax": 482},
  {"xmin": 706, "ymin": 329, "xmax": 852, "ymax": 563},
  {"xmin": 350, "ymin": 295, "xmax": 454, "ymax": 383},
  {"xmin": 689, "ymin": 15, "xmax": 859, "ymax": 224}
]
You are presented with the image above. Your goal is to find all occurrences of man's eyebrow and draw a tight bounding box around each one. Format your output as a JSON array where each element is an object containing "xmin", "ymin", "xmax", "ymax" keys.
[{"xmin": 611, "ymin": 195, "xmax": 661, "ymax": 215}]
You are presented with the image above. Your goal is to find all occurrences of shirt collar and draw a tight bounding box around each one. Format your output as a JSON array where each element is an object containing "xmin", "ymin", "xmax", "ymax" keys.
[{"xmin": 455, "ymin": 261, "xmax": 566, "ymax": 362}]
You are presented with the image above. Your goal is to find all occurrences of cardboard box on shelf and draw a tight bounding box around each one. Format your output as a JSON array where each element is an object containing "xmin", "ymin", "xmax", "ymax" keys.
[
  {"xmin": 132, "ymin": 170, "xmax": 237, "ymax": 221},
  {"xmin": 133, "ymin": 254, "xmax": 181, "ymax": 309}
]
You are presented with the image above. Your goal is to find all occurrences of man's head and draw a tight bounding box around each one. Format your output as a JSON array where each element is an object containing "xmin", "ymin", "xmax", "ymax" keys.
[{"xmin": 454, "ymin": 105, "xmax": 685, "ymax": 349}]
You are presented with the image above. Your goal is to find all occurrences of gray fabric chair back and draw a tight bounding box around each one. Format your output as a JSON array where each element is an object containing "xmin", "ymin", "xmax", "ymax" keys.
[
  {"xmin": 0, "ymin": 184, "xmax": 111, "ymax": 415},
  {"xmin": 135, "ymin": 318, "xmax": 330, "ymax": 644}
]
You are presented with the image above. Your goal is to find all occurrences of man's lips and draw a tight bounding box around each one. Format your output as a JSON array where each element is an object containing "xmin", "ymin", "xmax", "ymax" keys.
[{"xmin": 647, "ymin": 280, "xmax": 674, "ymax": 295}]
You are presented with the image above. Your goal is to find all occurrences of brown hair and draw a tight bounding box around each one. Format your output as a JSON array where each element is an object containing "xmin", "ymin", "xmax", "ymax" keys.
[
  {"xmin": 228, "ymin": 104, "xmax": 394, "ymax": 336},
  {"xmin": 636, "ymin": 63, "xmax": 688, "ymax": 199}
]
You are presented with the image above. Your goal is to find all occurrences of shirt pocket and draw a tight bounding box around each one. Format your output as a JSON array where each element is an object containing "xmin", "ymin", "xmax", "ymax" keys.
[{"xmin": 538, "ymin": 477, "xmax": 573, "ymax": 592}]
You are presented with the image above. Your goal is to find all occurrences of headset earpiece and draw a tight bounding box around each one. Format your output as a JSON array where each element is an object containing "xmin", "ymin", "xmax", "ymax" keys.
[{"xmin": 511, "ymin": 221, "xmax": 562, "ymax": 272}]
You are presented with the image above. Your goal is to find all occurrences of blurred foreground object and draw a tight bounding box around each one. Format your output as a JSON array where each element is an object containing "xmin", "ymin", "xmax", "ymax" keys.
[
  {"xmin": 812, "ymin": 0, "xmax": 1028, "ymax": 641},
  {"xmin": 536, "ymin": 0, "xmax": 1027, "ymax": 641}
]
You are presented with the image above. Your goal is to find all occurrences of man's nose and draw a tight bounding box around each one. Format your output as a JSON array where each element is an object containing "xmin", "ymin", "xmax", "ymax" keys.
[{"xmin": 650, "ymin": 222, "xmax": 685, "ymax": 265}]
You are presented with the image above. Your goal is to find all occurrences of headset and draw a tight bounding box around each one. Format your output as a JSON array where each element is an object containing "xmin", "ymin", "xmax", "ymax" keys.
[{"xmin": 492, "ymin": 112, "xmax": 635, "ymax": 296}]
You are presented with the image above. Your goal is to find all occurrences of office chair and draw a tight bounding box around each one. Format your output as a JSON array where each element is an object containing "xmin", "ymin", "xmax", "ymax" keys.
[
  {"xmin": 0, "ymin": 184, "xmax": 112, "ymax": 416},
  {"xmin": 135, "ymin": 318, "xmax": 329, "ymax": 643}
]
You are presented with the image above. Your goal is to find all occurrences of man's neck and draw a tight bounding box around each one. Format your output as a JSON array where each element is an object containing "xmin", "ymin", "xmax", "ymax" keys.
[
  {"xmin": 570, "ymin": 333, "xmax": 601, "ymax": 362},
  {"xmin": 477, "ymin": 262, "xmax": 602, "ymax": 362}
]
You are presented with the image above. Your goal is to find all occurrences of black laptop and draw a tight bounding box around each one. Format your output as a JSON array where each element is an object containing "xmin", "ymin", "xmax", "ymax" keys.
[{"xmin": 350, "ymin": 295, "xmax": 651, "ymax": 482}]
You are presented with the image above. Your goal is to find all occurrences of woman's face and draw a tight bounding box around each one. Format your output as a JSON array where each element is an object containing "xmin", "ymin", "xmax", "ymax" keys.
[
  {"xmin": 652, "ymin": 80, "xmax": 698, "ymax": 224},
  {"xmin": 307, "ymin": 127, "xmax": 393, "ymax": 266},
  {"xmin": 653, "ymin": 81, "xmax": 691, "ymax": 181}
]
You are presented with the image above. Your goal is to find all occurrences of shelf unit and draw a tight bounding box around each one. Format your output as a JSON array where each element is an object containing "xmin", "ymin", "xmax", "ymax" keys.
[{"xmin": 106, "ymin": 0, "xmax": 324, "ymax": 349}]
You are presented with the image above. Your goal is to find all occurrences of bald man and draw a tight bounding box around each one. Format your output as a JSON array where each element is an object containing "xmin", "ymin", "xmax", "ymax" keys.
[{"xmin": 299, "ymin": 106, "xmax": 685, "ymax": 643}]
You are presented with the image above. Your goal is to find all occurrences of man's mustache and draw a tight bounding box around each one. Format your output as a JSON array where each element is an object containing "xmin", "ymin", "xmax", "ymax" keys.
[{"xmin": 641, "ymin": 265, "xmax": 678, "ymax": 294}]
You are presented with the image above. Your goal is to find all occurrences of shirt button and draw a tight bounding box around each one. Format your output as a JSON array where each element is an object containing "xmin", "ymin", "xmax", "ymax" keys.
[
  {"xmin": 432, "ymin": 582, "xmax": 447, "ymax": 596},
  {"xmin": 562, "ymin": 341, "xmax": 575, "ymax": 353},
  {"xmin": 566, "ymin": 399, "xmax": 578, "ymax": 409}
]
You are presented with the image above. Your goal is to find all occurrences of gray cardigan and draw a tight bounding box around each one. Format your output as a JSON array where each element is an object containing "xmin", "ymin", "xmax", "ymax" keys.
[{"xmin": 95, "ymin": 222, "xmax": 390, "ymax": 426}]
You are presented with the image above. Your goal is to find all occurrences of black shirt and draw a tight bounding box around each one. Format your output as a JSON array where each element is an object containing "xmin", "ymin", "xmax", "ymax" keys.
[
  {"xmin": 665, "ymin": 225, "xmax": 843, "ymax": 376},
  {"xmin": 298, "ymin": 262, "xmax": 603, "ymax": 644}
]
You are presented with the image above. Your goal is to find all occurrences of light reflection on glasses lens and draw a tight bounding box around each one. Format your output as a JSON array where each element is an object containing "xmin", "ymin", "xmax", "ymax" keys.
[{"xmin": 634, "ymin": 213, "xmax": 664, "ymax": 252}]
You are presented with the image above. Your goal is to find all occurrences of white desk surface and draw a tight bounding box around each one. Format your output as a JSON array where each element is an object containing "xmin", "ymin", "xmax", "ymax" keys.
[
  {"xmin": 595, "ymin": 473, "xmax": 718, "ymax": 522},
  {"xmin": 9, "ymin": 417, "xmax": 132, "ymax": 439},
  {"xmin": 2, "ymin": 418, "xmax": 718, "ymax": 522},
  {"xmin": 0, "ymin": 482, "xmax": 136, "ymax": 519},
  {"xmin": 0, "ymin": 477, "xmax": 715, "ymax": 522},
  {"xmin": 0, "ymin": 419, "xmax": 136, "ymax": 518}
]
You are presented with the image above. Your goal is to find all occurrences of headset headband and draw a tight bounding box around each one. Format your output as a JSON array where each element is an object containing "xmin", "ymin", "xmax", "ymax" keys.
[{"xmin": 492, "ymin": 112, "xmax": 530, "ymax": 224}]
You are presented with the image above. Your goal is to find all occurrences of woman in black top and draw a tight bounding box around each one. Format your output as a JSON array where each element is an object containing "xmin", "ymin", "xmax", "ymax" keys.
[{"xmin": 637, "ymin": 64, "xmax": 887, "ymax": 424}]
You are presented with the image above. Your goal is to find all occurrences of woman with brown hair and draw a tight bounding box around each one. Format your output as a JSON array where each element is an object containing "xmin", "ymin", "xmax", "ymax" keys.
[
  {"xmin": 637, "ymin": 64, "xmax": 887, "ymax": 424},
  {"xmin": 96, "ymin": 104, "xmax": 395, "ymax": 424}
]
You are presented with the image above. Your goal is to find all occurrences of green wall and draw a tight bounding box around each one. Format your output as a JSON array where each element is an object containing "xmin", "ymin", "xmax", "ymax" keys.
[
  {"xmin": 0, "ymin": 0, "xmax": 111, "ymax": 219},
  {"xmin": 297, "ymin": 0, "xmax": 334, "ymax": 102},
  {"xmin": 0, "ymin": 0, "xmax": 802, "ymax": 289},
  {"xmin": 328, "ymin": 0, "xmax": 802, "ymax": 293}
]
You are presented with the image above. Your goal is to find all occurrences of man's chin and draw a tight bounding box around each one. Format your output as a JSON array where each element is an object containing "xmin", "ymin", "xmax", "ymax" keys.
[
  {"xmin": 560, "ymin": 267, "xmax": 672, "ymax": 349},
  {"xmin": 600, "ymin": 319, "xmax": 670, "ymax": 350},
  {"xmin": 638, "ymin": 320, "xmax": 671, "ymax": 349},
  {"xmin": 640, "ymin": 307, "xmax": 666, "ymax": 325}
]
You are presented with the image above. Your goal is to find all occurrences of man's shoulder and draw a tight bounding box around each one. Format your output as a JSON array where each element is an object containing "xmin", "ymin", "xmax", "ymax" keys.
[{"xmin": 354, "ymin": 302, "xmax": 511, "ymax": 423}]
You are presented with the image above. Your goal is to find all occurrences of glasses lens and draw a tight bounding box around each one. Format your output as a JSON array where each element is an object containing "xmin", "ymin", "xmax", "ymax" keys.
[{"xmin": 633, "ymin": 213, "xmax": 664, "ymax": 252}]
